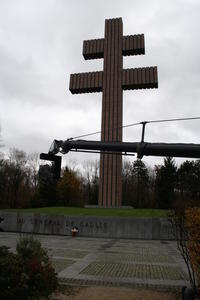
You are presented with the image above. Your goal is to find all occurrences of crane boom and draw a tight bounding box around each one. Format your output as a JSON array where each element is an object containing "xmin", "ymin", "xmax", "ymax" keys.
[{"xmin": 48, "ymin": 139, "xmax": 200, "ymax": 159}]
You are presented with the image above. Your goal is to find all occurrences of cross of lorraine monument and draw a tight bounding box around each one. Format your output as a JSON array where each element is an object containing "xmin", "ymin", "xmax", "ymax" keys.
[{"xmin": 69, "ymin": 18, "xmax": 158, "ymax": 207}]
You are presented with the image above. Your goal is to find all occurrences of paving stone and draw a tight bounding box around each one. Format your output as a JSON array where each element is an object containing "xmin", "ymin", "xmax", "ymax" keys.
[
  {"xmin": 98, "ymin": 252, "xmax": 174, "ymax": 263},
  {"xmin": 81, "ymin": 262, "xmax": 188, "ymax": 280},
  {"xmin": 108, "ymin": 245, "xmax": 161, "ymax": 252},
  {"xmin": 0, "ymin": 232, "xmax": 190, "ymax": 289}
]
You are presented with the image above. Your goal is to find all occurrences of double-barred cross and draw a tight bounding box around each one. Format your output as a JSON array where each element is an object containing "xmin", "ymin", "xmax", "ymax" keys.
[{"xmin": 69, "ymin": 18, "xmax": 158, "ymax": 207}]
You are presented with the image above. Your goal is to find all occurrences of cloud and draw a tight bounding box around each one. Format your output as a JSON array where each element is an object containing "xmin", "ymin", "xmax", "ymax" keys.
[{"xmin": 0, "ymin": 0, "xmax": 200, "ymax": 167}]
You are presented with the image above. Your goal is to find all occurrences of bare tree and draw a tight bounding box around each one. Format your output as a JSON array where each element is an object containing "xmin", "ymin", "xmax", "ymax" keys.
[
  {"xmin": 170, "ymin": 206, "xmax": 197, "ymax": 291},
  {"xmin": 82, "ymin": 160, "xmax": 99, "ymax": 205},
  {"xmin": 27, "ymin": 153, "xmax": 40, "ymax": 190},
  {"xmin": 0, "ymin": 125, "xmax": 4, "ymax": 158}
]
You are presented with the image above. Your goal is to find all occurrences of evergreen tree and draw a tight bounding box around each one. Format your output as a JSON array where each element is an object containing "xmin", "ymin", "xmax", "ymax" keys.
[
  {"xmin": 38, "ymin": 164, "xmax": 57, "ymax": 207},
  {"xmin": 154, "ymin": 157, "xmax": 177, "ymax": 209},
  {"xmin": 177, "ymin": 160, "xmax": 200, "ymax": 205},
  {"xmin": 132, "ymin": 159, "xmax": 150, "ymax": 208},
  {"xmin": 122, "ymin": 159, "xmax": 150, "ymax": 208}
]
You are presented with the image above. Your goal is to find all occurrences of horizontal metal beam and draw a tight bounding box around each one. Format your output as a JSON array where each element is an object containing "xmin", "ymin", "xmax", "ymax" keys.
[
  {"xmin": 40, "ymin": 153, "xmax": 61, "ymax": 162},
  {"xmin": 49, "ymin": 139, "xmax": 200, "ymax": 159},
  {"xmin": 40, "ymin": 153, "xmax": 61, "ymax": 179}
]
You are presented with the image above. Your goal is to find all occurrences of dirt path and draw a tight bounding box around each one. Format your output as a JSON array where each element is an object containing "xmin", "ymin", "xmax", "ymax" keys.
[{"xmin": 50, "ymin": 286, "xmax": 180, "ymax": 300}]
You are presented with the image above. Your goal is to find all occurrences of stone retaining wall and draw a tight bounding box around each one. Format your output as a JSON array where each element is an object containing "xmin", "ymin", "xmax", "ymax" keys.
[{"xmin": 0, "ymin": 212, "xmax": 174, "ymax": 240}]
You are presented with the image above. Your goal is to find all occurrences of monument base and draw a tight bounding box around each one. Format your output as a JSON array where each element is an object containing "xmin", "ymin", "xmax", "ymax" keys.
[{"xmin": 84, "ymin": 205, "xmax": 133, "ymax": 209}]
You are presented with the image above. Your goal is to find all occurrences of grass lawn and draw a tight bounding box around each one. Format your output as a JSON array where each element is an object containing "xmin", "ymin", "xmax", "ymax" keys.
[{"xmin": 0, "ymin": 207, "xmax": 169, "ymax": 217}]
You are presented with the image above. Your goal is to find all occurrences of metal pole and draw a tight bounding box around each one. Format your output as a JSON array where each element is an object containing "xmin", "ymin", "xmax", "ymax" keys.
[{"xmin": 141, "ymin": 121, "xmax": 147, "ymax": 143}]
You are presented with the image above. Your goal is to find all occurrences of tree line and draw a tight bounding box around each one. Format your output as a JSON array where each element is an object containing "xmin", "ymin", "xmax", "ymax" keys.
[{"xmin": 1, "ymin": 147, "xmax": 200, "ymax": 209}]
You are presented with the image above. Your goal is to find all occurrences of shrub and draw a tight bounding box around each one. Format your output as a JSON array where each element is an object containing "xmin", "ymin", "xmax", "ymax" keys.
[
  {"xmin": 0, "ymin": 246, "xmax": 25, "ymax": 300},
  {"xmin": 170, "ymin": 204, "xmax": 200, "ymax": 292},
  {"xmin": 186, "ymin": 207, "xmax": 200, "ymax": 288},
  {"xmin": 0, "ymin": 236, "xmax": 58, "ymax": 300},
  {"xmin": 16, "ymin": 236, "xmax": 58, "ymax": 299},
  {"xmin": 16, "ymin": 235, "xmax": 48, "ymax": 264}
]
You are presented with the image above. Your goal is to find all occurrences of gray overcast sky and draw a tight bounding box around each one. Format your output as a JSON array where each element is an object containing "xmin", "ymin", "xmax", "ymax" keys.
[{"xmin": 1, "ymin": 0, "xmax": 200, "ymax": 167}]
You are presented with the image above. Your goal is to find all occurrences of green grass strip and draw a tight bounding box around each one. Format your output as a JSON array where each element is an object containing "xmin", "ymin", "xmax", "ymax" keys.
[{"xmin": 0, "ymin": 207, "xmax": 169, "ymax": 217}]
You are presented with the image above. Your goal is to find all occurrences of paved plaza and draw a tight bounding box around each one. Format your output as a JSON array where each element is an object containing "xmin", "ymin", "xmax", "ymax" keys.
[{"xmin": 0, "ymin": 232, "xmax": 189, "ymax": 290}]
